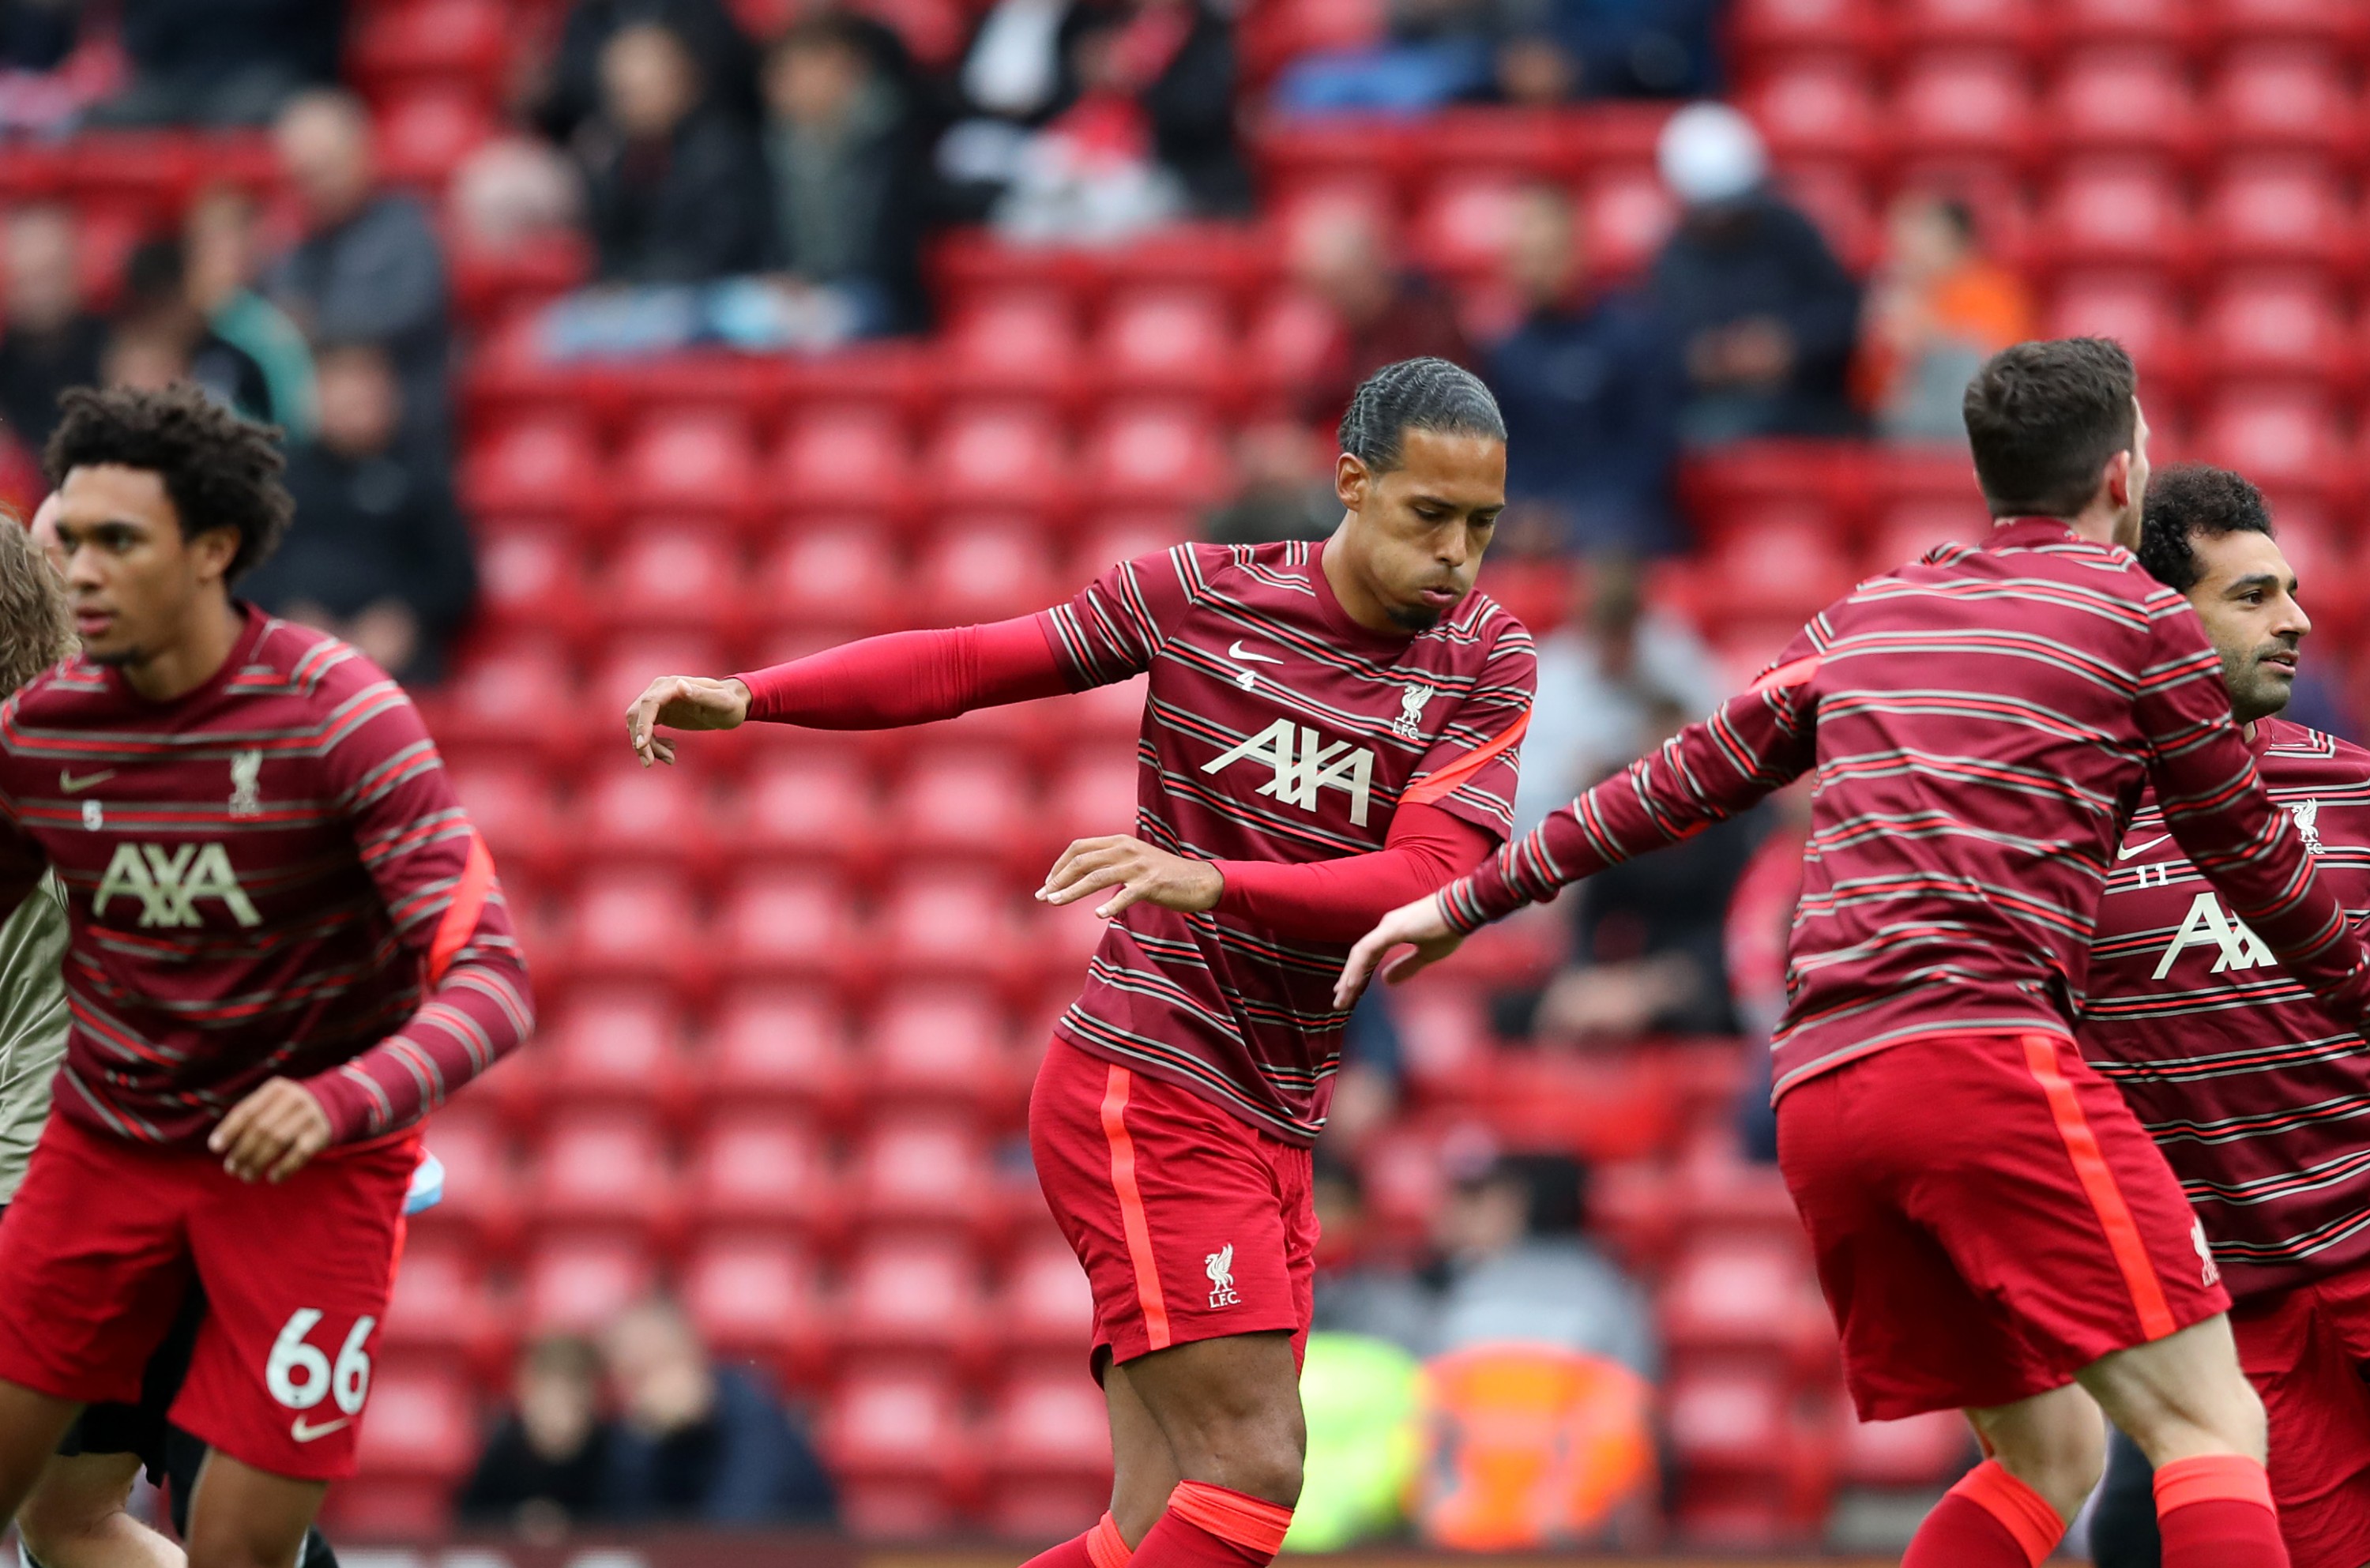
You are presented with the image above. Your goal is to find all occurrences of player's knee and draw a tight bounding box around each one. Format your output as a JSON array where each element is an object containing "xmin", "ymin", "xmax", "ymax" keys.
[
  {"xmin": 1984, "ymin": 1405, "xmax": 2107, "ymax": 1523},
  {"xmin": 18, "ymin": 1472, "xmax": 130, "ymax": 1559},
  {"xmin": 1169, "ymin": 1416, "xmax": 1304, "ymax": 1510}
]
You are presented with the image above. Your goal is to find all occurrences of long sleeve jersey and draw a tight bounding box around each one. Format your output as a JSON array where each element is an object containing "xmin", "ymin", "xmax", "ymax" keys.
[
  {"xmin": 0, "ymin": 607, "xmax": 533, "ymax": 1147},
  {"xmin": 2084, "ymin": 719, "xmax": 2370, "ymax": 1299},
  {"xmin": 1441, "ymin": 518, "xmax": 2370, "ymax": 1100}
]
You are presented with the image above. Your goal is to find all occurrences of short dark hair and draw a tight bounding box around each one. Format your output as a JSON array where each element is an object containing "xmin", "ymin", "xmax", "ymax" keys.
[
  {"xmin": 121, "ymin": 236, "xmax": 186, "ymax": 314},
  {"xmin": 1962, "ymin": 337, "xmax": 2139, "ymax": 518},
  {"xmin": 2136, "ymin": 464, "xmax": 2275, "ymax": 593},
  {"xmin": 44, "ymin": 384, "xmax": 291, "ymax": 582},
  {"xmin": 773, "ymin": 10, "xmax": 871, "ymax": 58},
  {"xmin": 1338, "ymin": 356, "xmax": 1506, "ymax": 473}
]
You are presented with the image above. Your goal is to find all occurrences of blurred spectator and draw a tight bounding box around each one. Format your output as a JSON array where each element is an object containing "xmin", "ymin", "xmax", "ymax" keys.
[
  {"xmin": 942, "ymin": 0, "xmax": 1247, "ymax": 238},
  {"xmin": 1486, "ymin": 182, "xmax": 1684, "ymax": 558},
  {"xmin": 1650, "ymin": 103, "xmax": 1860, "ymax": 443},
  {"xmin": 578, "ymin": 22, "xmax": 773, "ymax": 285},
  {"xmin": 0, "ymin": 0, "xmax": 102, "ymax": 135},
  {"xmin": 111, "ymin": 239, "xmax": 276, "ymax": 426},
  {"xmin": 88, "ymin": 0, "xmax": 342, "ymax": 129},
  {"xmin": 1856, "ymin": 192, "xmax": 2033, "ymax": 444},
  {"xmin": 1503, "ymin": 0, "xmax": 1719, "ymax": 100},
  {"xmin": 0, "ymin": 204, "xmax": 104, "ymax": 453},
  {"xmin": 460, "ymin": 1336, "xmax": 622, "ymax": 1533},
  {"xmin": 535, "ymin": 0, "xmax": 762, "ymax": 143},
  {"xmin": 759, "ymin": 15, "xmax": 930, "ymax": 336},
  {"xmin": 269, "ymin": 90, "xmax": 453, "ymax": 455},
  {"xmin": 239, "ymin": 344, "xmax": 476, "ymax": 686},
  {"xmin": 186, "ymin": 187, "xmax": 319, "ymax": 446},
  {"xmin": 1510, "ymin": 556, "xmax": 1723, "ymax": 833},
  {"xmin": 1202, "ymin": 420, "xmax": 1336, "ymax": 545},
  {"xmin": 1311, "ymin": 1152, "xmax": 1439, "ymax": 1356},
  {"xmin": 1434, "ymin": 1151, "xmax": 1656, "ymax": 1376},
  {"xmin": 602, "ymin": 1298, "xmax": 837, "ymax": 1525},
  {"xmin": 1275, "ymin": 0, "xmax": 1714, "ymax": 112},
  {"xmin": 453, "ymin": 137, "xmax": 589, "ymax": 254},
  {"xmin": 1294, "ymin": 203, "xmax": 1474, "ymax": 432}
]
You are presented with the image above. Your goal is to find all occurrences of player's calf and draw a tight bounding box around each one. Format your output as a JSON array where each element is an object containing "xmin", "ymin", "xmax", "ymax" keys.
[
  {"xmin": 181, "ymin": 1453, "xmax": 324, "ymax": 1568},
  {"xmin": 18, "ymin": 1452, "xmax": 179, "ymax": 1568},
  {"xmin": 0, "ymin": 1381, "xmax": 88, "ymax": 1530}
]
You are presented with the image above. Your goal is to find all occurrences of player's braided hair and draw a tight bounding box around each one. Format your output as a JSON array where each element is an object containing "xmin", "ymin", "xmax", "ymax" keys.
[
  {"xmin": 1337, "ymin": 356, "xmax": 1506, "ymax": 473},
  {"xmin": 0, "ymin": 515, "xmax": 73, "ymax": 697},
  {"xmin": 2136, "ymin": 464, "xmax": 2275, "ymax": 593},
  {"xmin": 43, "ymin": 384, "xmax": 292, "ymax": 583}
]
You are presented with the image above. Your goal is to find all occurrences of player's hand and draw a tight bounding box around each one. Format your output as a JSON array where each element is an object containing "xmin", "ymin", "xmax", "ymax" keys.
[
  {"xmin": 625, "ymin": 675, "xmax": 749, "ymax": 766},
  {"xmin": 210, "ymin": 1078, "xmax": 333, "ymax": 1183},
  {"xmin": 1334, "ymin": 893, "xmax": 1461, "ymax": 1009},
  {"xmin": 1038, "ymin": 836, "xmax": 1223, "ymax": 919}
]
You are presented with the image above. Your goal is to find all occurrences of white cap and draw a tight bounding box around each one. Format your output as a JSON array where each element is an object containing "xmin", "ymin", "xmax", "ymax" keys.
[{"xmin": 1657, "ymin": 101, "xmax": 1768, "ymax": 207}]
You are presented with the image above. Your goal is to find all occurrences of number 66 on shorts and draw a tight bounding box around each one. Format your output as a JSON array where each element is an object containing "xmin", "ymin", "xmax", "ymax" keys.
[{"xmin": 267, "ymin": 1309, "xmax": 374, "ymax": 1418}]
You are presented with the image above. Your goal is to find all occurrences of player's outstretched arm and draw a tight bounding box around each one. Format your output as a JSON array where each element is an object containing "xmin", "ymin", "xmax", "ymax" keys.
[
  {"xmin": 626, "ymin": 675, "xmax": 749, "ymax": 765},
  {"xmin": 1334, "ymin": 892, "xmax": 1460, "ymax": 1006}
]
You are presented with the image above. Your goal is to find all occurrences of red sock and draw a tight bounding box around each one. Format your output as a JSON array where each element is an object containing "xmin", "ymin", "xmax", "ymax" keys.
[
  {"xmin": 1902, "ymin": 1460, "xmax": 2065, "ymax": 1567},
  {"xmin": 1020, "ymin": 1513, "xmax": 1132, "ymax": 1568},
  {"xmin": 2155, "ymin": 1454, "xmax": 2289, "ymax": 1568},
  {"xmin": 1132, "ymin": 1483, "xmax": 1292, "ymax": 1568}
]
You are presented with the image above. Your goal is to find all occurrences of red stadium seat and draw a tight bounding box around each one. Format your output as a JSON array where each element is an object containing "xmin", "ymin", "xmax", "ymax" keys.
[
  {"xmin": 521, "ymin": 1233, "xmax": 656, "ymax": 1336},
  {"xmin": 980, "ymin": 1372, "xmax": 1112, "ymax": 1537},
  {"xmin": 739, "ymin": 750, "xmax": 882, "ymax": 875},
  {"xmin": 684, "ymin": 1109, "xmax": 836, "ymax": 1235},
  {"xmin": 551, "ymin": 867, "xmax": 705, "ymax": 993},
  {"xmin": 1729, "ymin": 0, "xmax": 1881, "ymax": 63},
  {"xmin": 680, "ymin": 1234, "xmax": 823, "ymax": 1367},
  {"xmin": 1698, "ymin": 514, "xmax": 1859, "ymax": 623},
  {"xmin": 1838, "ymin": 1411, "xmax": 1977, "ymax": 1488},
  {"xmin": 925, "ymin": 404, "xmax": 1075, "ymax": 513},
  {"xmin": 595, "ymin": 525, "xmax": 748, "ymax": 641},
  {"xmin": 823, "ymin": 1370, "xmax": 972, "ymax": 1535},
  {"xmin": 2201, "ymin": 156, "xmax": 2361, "ymax": 269},
  {"xmin": 700, "ymin": 985, "xmax": 854, "ymax": 1119},
  {"xmin": 1660, "ymin": 1237, "xmax": 1832, "ymax": 1369},
  {"xmin": 445, "ymin": 758, "xmax": 566, "ymax": 889},
  {"xmin": 1242, "ymin": 291, "xmax": 1340, "ymax": 404},
  {"xmin": 1868, "ymin": 500, "xmax": 1988, "ymax": 570},
  {"xmin": 572, "ymin": 757, "xmax": 728, "ymax": 888},
  {"xmin": 884, "ymin": 749, "xmax": 1038, "ymax": 872},
  {"xmin": 850, "ymin": 1114, "xmax": 993, "ymax": 1231},
  {"xmin": 525, "ymin": 1108, "xmax": 675, "ymax": 1234},
  {"xmin": 2199, "ymin": 0, "xmax": 2370, "ymax": 56},
  {"xmin": 863, "ymin": 982, "xmax": 1017, "ymax": 1106},
  {"xmin": 2045, "ymin": 269, "xmax": 2192, "ymax": 393},
  {"xmin": 2195, "ymin": 272, "xmax": 2355, "ymax": 390},
  {"xmin": 1665, "ymin": 1367, "xmax": 1793, "ymax": 1472},
  {"xmin": 404, "ymin": 1103, "xmax": 517, "ymax": 1250},
  {"xmin": 1409, "ymin": 173, "xmax": 1527, "ymax": 286},
  {"xmin": 1893, "ymin": 52, "xmax": 2037, "ymax": 169},
  {"xmin": 1240, "ymin": 0, "xmax": 1384, "ymax": 83},
  {"xmin": 1774, "ymin": 164, "xmax": 1880, "ymax": 273},
  {"xmin": 1894, "ymin": 0, "xmax": 2042, "ymax": 55},
  {"xmin": 1081, "ymin": 405, "xmax": 1233, "ymax": 509},
  {"xmin": 375, "ymin": 86, "xmax": 496, "ymax": 191},
  {"xmin": 999, "ymin": 1233, "xmax": 1097, "ymax": 1358},
  {"xmin": 617, "ymin": 410, "xmax": 762, "ymax": 528},
  {"xmin": 715, "ymin": 869, "xmax": 864, "ymax": 988},
  {"xmin": 772, "ymin": 407, "xmax": 917, "ymax": 521},
  {"xmin": 348, "ymin": 0, "xmax": 509, "ymax": 95},
  {"xmin": 534, "ymin": 986, "xmax": 691, "ymax": 1122},
  {"xmin": 2045, "ymin": 0, "xmax": 2200, "ymax": 54},
  {"xmin": 1747, "ymin": 60, "xmax": 1881, "ymax": 173},
  {"xmin": 461, "ymin": 416, "xmax": 608, "ymax": 530},
  {"xmin": 2043, "ymin": 47, "xmax": 2199, "ymax": 164},
  {"xmin": 1575, "ymin": 165, "xmax": 1679, "ymax": 278},
  {"xmin": 2210, "ymin": 46, "xmax": 2365, "ymax": 162},
  {"xmin": 378, "ymin": 1236, "xmax": 495, "ymax": 1369},
  {"xmin": 839, "ymin": 1235, "xmax": 987, "ymax": 1357},
  {"xmin": 1093, "ymin": 287, "xmax": 1240, "ymax": 403},
  {"xmin": 752, "ymin": 522, "xmax": 905, "ymax": 639},
  {"xmin": 1045, "ymin": 756, "xmax": 1143, "ymax": 844},
  {"xmin": 350, "ymin": 1363, "xmax": 478, "ymax": 1485},
  {"xmin": 2199, "ymin": 385, "xmax": 2348, "ymax": 495},
  {"xmin": 2034, "ymin": 159, "xmax": 2193, "ymax": 274},
  {"xmin": 944, "ymin": 290, "xmax": 1082, "ymax": 402},
  {"xmin": 474, "ymin": 519, "xmax": 591, "ymax": 644},
  {"xmin": 914, "ymin": 517, "xmax": 1061, "ymax": 624}
]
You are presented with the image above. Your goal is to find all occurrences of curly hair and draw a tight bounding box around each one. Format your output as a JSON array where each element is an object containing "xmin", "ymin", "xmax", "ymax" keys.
[
  {"xmin": 2135, "ymin": 464, "xmax": 2275, "ymax": 593},
  {"xmin": 43, "ymin": 384, "xmax": 292, "ymax": 583},
  {"xmin": 1338, "ymin": 357, "xmax": 1506, "ymax": 474},
  {"xmin": 0, "ymin": 517, "xmax": 76, "ymax": 697}
]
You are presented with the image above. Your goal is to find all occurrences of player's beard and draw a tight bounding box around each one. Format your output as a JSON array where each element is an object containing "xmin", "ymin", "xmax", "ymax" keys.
[
  {"xmin": 1383, "ymin": 600, "xmax": 1443, "ymax": 633},
  {"xmin": 2223, "ymin": 639, "xmax": 2297, "ymax": 724}
]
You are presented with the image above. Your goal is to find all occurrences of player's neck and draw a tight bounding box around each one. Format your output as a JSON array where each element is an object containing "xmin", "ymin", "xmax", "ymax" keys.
[
  {"xmin": 118, "ymin": 595, "xmax": 244, "ymax": 703},
  {"xmin": 1318, "ymin": 535, "xmax": 1409, "ymax": 637}
]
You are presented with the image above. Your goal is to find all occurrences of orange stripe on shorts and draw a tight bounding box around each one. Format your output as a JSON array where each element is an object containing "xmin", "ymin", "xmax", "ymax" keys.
[
  {"xmin": 2020, "ymin": 1032, "xmax": 2177, "ymax": 1342},
  {"xmin": 1099, "ymin": 1065, "xmax": 1172, "ymax": 1351}
]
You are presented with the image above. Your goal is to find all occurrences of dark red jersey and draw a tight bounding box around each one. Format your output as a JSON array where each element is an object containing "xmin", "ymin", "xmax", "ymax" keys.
[
  {"xmin": 1442, "ymin": 519, "xmax": 2370, "ymax": 1098},
  {"xmin": 0, "ymin": 607, "xmax": 532, "ymax": 1147},
  {"xmin": 2086, "ymin": 719, "xmax": 2370, "ymax": 1299},
  {"xmin": 1038, "ymin": 541, "xmax": 1534, "ymax": 1143}
]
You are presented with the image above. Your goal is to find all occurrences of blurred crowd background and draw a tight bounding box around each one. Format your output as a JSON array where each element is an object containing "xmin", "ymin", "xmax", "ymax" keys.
[{"xmin": 0, "ymin": 0, "xmax": 2363, "ymax": 1556}]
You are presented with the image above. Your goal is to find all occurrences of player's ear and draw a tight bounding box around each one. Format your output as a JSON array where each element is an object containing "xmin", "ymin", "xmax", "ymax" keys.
[
  {"xmin": 186, "ymin": 525, "xmax": 241, "ymax": 587},
  {"xmin": 2103, "ymin": 448, "xmax": 2134, "ymax": 512},
  {"xmin": 1336, "ymin": 452, "xmax": 1369, "ymax": 514}
]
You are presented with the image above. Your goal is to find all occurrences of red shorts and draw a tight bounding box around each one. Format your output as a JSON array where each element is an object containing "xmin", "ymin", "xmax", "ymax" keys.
[
  {"xmin": 1029, "ymin": 1040, "xmax": 1316, "ymax": 1373},
  {"xmin": 0, "ymin": 1111, "xmax": 414, "ymax": 1481},
  {"xmin": 1778, "ymin": 1031, "xmax": 2229, "ymax": 1420},
  {"xmin": 2230, "ymin": 1268, "xmax": 2370, "ymax": 1568}
]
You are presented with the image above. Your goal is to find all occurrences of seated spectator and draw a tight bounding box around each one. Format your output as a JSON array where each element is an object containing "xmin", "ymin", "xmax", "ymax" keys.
[
  {"xmin": 186, "ymin": 186, "xmax": 319, "ymax": 446},
  {"xmin": 601, "ymin": 1297, "xmax": 837, "ymax": 1525},
  {"xmin": 239, "ymin": 343, "xmax": 476, "ymax": 686},
  {"xmin": 1434, "ymin": 1150, "xmax": 1656, "ymax": 1376},
  {"xmin": 534, "ymin": 0, "xmax": 763, "ymax": 143},
  {"xmin": 1511, "ymin": 556, "xmax": 1722, "ymax": 833},
  {"xmin": 88, "ymin": 0, "xmax": 340, "ymax": 128},
  {"xmin": 460, "ymin": 1336, "xmax": 623, "ymax": 1533},
  {"xmin": 1507, "ymin": 0, "xmax": 1719, "ymax": 100},
  {"xmin": 1274, "ymin": 0, "xmax": 1713, "ymax": 113},
  {"xmin": 576, "ymin": 21, "xmax": 772, "ymax": 287},
  {"xmin": 1487, "ymin": 182, "xmax": 1684, "ymax": 558},
  {"xmin": 1294, "ymin": 202, "xmax": 1473, "ymax": 432},
  {"xmin": 759, "ymin": 15, "xmax": 929, "ymax": 337},
  {"xmin": 1202, "ymin": 419, "xmax": 1337, "ymax": 545},
  {"xmin": 453, "ymin": 137, "xmax": 589, "ymax": 255},
  {"xmin": 269, "ymin": 90, "xmax": 453, "ymax": 456},
  {"xmin": 0, "ymin": 203, "xmax": 104, "ymax": 453},
  {"xmin": 1856, "ymin": 192, "xmax": 2033, "ymax": 444},
  {"xmin": 1650, "ymin": 103, "xmax": 1860, "ymax": 444},
  {"xmin": 110, "ymin": 239, "xmax": 276, "ymax": 426}
]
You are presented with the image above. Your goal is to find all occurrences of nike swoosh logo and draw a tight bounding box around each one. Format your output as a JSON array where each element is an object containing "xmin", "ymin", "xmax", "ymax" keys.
[
  {"xmin": 1227, "ymin": 641, "xmax": 1284, "ymax": 665},
  {"xmin": 58, "ymin": 770, "xmax": 114, "ymax": 794},
  {"xmin": 290, "ymin": 1416, "xmax": 350, "ymax": 1442},
  {"xmin": 2117, "ymin": 836, "xmax": 2171, "ymax": 862}
]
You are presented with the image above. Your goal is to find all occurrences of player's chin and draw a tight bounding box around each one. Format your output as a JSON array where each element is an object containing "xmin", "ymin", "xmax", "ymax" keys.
[{"xmin": 1382, "ymin": 598, "xmax": 1446, "ymax": 634}]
